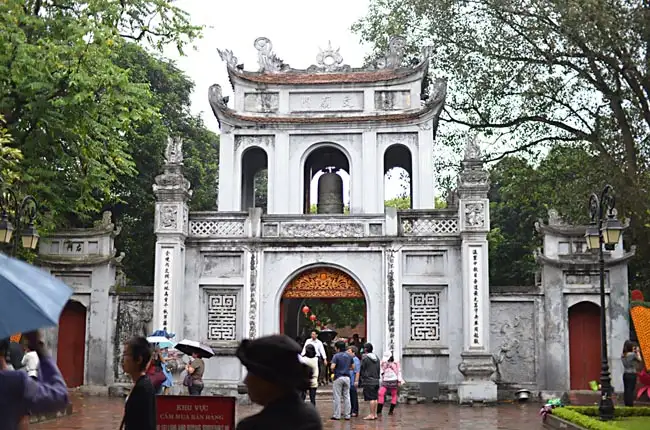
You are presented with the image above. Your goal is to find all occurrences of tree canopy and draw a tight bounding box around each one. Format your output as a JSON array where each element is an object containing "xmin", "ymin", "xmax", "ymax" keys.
[{"xmin": 355, "ymin": 0, "xmax": 650, "ymax": 291}]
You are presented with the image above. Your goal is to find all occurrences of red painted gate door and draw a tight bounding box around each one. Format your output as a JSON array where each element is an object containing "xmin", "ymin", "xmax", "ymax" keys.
[
  {"xmin": 57, "ymin": 300, "xmax": 87, "ymax": 387},
  {"xmin": 569, "ymin": 302, "xmax": 602, "ymax": 390}
]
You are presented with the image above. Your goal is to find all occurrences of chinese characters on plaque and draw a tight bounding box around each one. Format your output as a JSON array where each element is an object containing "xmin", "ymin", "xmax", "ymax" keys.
[
  {"xmin": 472, "ymin": 248, "xmax": 481, "ymax": 346},
  {"xmin": 291, "ymin": 92, "xmax": 362, "ymax": 112},
  {"xmin": 163, "ymin": 249, "xmax": 172, "ymax": 331}
]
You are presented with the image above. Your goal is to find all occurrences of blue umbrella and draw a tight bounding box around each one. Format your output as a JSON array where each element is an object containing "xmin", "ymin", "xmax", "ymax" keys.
[
  {"xmin": 150, "ymin": 329, "xmax": 175, "ymax": 339},
  {"xmin": 0, "ymin": 253, "xmax": 72, "ymax": 340}
]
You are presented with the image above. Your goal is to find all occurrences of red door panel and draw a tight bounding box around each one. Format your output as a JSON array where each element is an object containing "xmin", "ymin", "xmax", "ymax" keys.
[
  {"xmin": 57, "ymin": 301, "xmax": 86, "ymax": 388},
  {"xmin": 569, "ymin": 302, "xmax": 602, "ymax": 389}
]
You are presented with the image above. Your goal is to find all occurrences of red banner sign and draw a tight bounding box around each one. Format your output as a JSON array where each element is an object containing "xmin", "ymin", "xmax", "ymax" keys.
[{"xmin": 156, "ymin": 395, "xmax": 236, "ymax": 430}]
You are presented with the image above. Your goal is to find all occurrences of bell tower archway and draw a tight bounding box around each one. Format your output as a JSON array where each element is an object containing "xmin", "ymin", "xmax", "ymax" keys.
[{"xmin": 280, "ymin": 266, "xmax": 367, "ymax": 342}]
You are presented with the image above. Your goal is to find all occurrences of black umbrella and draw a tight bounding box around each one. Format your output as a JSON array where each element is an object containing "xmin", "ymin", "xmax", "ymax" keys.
[
  {"xmin": 175, "ymin": 339, "xmax": 215, "ymax": 359},
  {"xmin": 318, "ymin": 329, "xmax": 337, "ymax": 343}
]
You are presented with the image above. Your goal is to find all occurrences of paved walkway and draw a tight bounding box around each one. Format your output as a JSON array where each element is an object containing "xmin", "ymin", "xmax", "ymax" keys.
[{"xmin": 32, "ymin": 395, "xmax": 546, "ymax": 429}]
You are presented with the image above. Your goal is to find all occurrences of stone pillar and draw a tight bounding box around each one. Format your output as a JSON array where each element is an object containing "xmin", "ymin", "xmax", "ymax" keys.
[
  {"xmin": 456, "ymin": 135, "xmax": 496, "ymax": 403},
  {"xmin": 153, "ymin": 137, "xmax": 191, "ymax": 337}
]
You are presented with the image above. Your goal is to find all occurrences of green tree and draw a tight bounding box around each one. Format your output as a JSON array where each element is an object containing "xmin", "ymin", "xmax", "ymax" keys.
[
  {"xmin": 488, "ymin": 145, "xmax": 612, "ymax": 286},
  {"xmin": 355, "ymin": 0, "xmax": 650, "ymax": 290},
  {"xmin": 0, "ymin": 115, "xmax": 22, "ymax": 184},
  {"xmin": 304, "ymin": 299, "xmax": 366, "ymax": 329},
  {"xmin": 0, "ymin": 0, "xmax": 200, "ymax": 229},
  {"xmin": 109, "ymin": 43, "xmax": 219, "ymax": 286}
]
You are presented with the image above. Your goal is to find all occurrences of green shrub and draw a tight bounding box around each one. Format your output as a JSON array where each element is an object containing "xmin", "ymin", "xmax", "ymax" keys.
[{"xmin": 552, "ymin": 407, "xmax": 650, "ymax": 430}]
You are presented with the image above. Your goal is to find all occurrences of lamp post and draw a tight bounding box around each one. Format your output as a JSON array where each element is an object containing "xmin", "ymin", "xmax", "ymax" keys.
[
  {"xmin": 584, "ymin": 184, "xmax": 623, "ymax": 421},
  {"xmin": 0, "ymin": 187, "xmax": 40, "ymax": 256}
]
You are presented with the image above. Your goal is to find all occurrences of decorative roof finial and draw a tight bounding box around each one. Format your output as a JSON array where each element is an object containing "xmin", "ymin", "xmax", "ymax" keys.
[
  {"xmin": 254, "ymin": 37, "xmax": 289, "ymax": 73},
  {"xmin": 376, "ymin": 36, "xmax": 407, "ymax": 69},
  {"xmin": 316, "ymin": 41, "xmax": 344, "ymax": 72},
  {"xmin": 217, "ymin": 48, "xmax": 238, "ymax": 69},
  {"xmin": 464, "ymin": 133, "xmax": 481, "ymax": 161},
  {"xmin": 165, "ymin": 136, "xmax": 183, "ymax": 165}
]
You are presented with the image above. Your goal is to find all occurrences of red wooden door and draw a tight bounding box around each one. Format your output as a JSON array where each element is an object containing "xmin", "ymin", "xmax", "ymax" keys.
[
  {"xmin": 57, "ymin": 300, "xmax": 87, "ymax": 387},
  {"xmin": 569, "ymin": 302, "xmax": 602, "ymax": 389}
]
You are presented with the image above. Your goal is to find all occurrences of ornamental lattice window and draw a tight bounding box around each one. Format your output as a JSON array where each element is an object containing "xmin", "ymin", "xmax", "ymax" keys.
[
  {"xmin": 207, "ymin": 292, "xmax": 238, "ymax": 341},
  {"xmin": 409, "ymin": 291, "xmax": 441, "ymax": 342}
]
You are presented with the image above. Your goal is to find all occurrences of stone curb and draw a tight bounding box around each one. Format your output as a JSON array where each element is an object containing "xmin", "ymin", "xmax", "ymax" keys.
[
  {"xmin": 29, "ymin": 403, "xmax": 73, "ymax": 424},
  {"xmin": 543, "ymin": 414, "xmax": 582, "ymax": 429}
]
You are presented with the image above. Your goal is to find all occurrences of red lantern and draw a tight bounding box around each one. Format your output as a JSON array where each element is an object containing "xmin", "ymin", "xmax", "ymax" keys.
[
  {"xmin": 310, "ymin": 314, "xmax": 317, "ymax": 322},
  {"xmin": 302, "ymin": 306, "xmax": 310, "ymax": 314}
]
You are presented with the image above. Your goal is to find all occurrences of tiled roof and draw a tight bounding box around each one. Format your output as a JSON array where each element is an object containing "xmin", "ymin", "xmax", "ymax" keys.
[{"xmin": 223, "ymin": 110, "xmax": 428, "ymax": 124}]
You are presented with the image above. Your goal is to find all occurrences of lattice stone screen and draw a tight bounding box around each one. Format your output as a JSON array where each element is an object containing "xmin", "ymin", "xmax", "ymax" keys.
[
  {"xmin": 409, "ymin": 291, "xmax": 441, "ymax": 342},
  {"xmin": 400, "ymin": 218, "xmax": 458, "ymax": 236},
  {"xmin": 207, "ymin": 292, "xmax": 238, "ymax": 341},
  {"xmin": 189, "ymin": 220, "xmax": 245, "ymax": 237}
]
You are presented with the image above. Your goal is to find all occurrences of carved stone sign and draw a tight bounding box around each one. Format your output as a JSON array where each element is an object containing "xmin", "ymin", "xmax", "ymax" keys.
[
  {"xmin": 469, "ymin": 245, "xmax": 484, "ymax": 348},
  {"xmin": 375, "ymin": 91, "xmax": 411, "ymax": 111},
  {"xmin": 490, "ymin": 302, "xmax": 536, "ymax": 383},
  {"xmin": 464, "ymin": 202, "xmax": 486, "ymax": 229},
  {"xmin": 289, "ymin": 92, "xmax": 364, "ymax": 112},
  {"xmin": 160, "ymin": 247, "xmax": 173, "ymax": 332}
]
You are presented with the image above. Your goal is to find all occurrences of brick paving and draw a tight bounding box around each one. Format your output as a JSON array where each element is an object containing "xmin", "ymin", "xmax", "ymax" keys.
[{"xmin": 32, "ymin": 394, "xmax": 546, "ymax": 429}]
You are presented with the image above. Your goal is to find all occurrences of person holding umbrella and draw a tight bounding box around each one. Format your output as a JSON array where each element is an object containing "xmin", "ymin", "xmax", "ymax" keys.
[
  {"xmin": 0, "ymin": 331, "xmax": 69, "ymax": 430},
  {"xmin": 175, "ymin": 339, "xmax": 213, "ymax": 396},
  {"xmin": 235, "ymin": 335, "xmax": 322, "ymax": 430}
]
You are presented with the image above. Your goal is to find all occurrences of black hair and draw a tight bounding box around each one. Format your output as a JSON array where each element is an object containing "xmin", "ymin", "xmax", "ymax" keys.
[
  {"xmin": 0, "ymin": 338, "xmax": 8, "ymax": 357},
  {"xmin": 335, "ymin": 340, "xmax": 346, "ymax": 352},
  {"xmin": 622, "ymin": 340, "xmax": 637, "ymax": 357},
  {"xmin": 364, "ymin": 342, "xmax": 373, "ymax": 353},
  {"xmin": 305, "ymin": 344, "xmax": 316, "ymax": 358},
  {"xmin": 126, "ymin": 336, "xmax": 152, "ymax": 371}
]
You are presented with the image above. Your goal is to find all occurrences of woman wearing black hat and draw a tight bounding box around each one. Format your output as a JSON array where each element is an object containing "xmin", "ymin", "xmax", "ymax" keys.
[{"xmin": 235, "ymin": 335, "xmax": 323, "ymax": 430}]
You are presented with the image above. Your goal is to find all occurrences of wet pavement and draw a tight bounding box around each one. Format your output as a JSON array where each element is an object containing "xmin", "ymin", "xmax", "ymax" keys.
[{"xmin": 32, "ymin": 394, "xmax": 546, "ymax": 429}]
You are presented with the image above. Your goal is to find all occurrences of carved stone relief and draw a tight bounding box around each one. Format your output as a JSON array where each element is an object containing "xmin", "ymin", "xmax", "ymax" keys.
[
  {"xmin": 463, "ymin": 202, "xmax": 486, "ymax": 229},
  {"xmin": 314, "ymin": 41, "xmax": 346, "ymax": 72},
  {"xmin": 279, "ymin": 223, "xmax": 364, "ymax": 238},
  {"xmin": 248, "ymin": 252, "xmax": 258, "ymax": 338},
  {"xmin": 375, "ymin": 36, "xmax": 406, "ymax": 69},
  {"xmin": 489, "ymin": 301, "xmax": 536, "ymax": 383},
  {"xmin": 202, "ymin": 254, "xmax": 243, "ymax": 278},
  {"xmin": 262, "ymin": 223, "xmax": 279, "ymax": 237},
  {"xmin": 254, "ymin": 37, "xmax": 289, "ymax": 72},
  {"xmin": 377, "ymin": 132, "xmax": 418, "ymax": 148},
  {"xmin": 160, "ymin": 205, "xmax": 178, "ymax": 229},
  {"xmin": 217, "ymin": 48, "xmax": 238, "ymax": 68},
  {"xmin": 244, "ymin": 92, "xmax": 279, "ymax": 113},
  {"xmin": 464, "ymin": 133, "xmax": 481, "ymax": 161},
  {"xmin": 165, "ymin": 136, "xmax": 183, "ymax": 164},
  {"xmin": 234, "ymin": 135, "xmax": 274, "ymax": 151},
  {"xmin": 114, "ymin": 298, "xmax": 153, "ymax": 382},
  {"xmin": 374, "ymin": 91, "xmax": 411, "ymax": 111}
]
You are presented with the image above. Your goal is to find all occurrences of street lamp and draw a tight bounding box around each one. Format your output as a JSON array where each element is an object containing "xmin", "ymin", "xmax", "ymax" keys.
[
  {"xmin": 0, "ymin": 187, "xmax": 40, "ymax": 256},
  {"xmin": 584, "ymin": 184, "xmax": 623, "ymax": 421}
]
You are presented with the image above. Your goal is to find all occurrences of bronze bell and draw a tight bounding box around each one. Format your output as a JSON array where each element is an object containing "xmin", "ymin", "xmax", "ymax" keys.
[{"xmin": 317, "ymin": 169, "xmax": 344, "ymax": 214}]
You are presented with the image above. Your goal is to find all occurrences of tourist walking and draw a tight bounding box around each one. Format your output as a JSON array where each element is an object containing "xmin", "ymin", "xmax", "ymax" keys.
[
  {"xmin": 120, "ymin": 336, "xmax": 156, "ymax": 430},
  {"xmin": 159, "ymin": 347, "xmax": 173, "ymax": 395},
  {"xmin": 359, "ymin": 342, "xmax": 380, "ymax": 420},
  {"xmin": 235, "ymin": 335, "xmax": 322, "ymax": 430},
  {"xmin": 300, "ymin": 344, "xmax": 319, "ymax": 406},
  {"xmin": 0, "ymin": 331, "xmax": 69, "ymax": 430},
  {"xmin": 377, "ymin": 351, "xmax": 403, "ymax": 416},
  {"xmin": 348, "ymin": 345, "xmax": 360, "ymax": 417},
  {"xmin": 622, "ymin": 340, "xmax": 642, "ymax": 406},
  {"xmin": 330, "ymin": 340, "xmax": 352, "ymax": 421},
  {"xmin": 185, "ymin": 352, "xmax": 205, "ymax": 395},
  {"xmin": 301, "ymin": 331, "xmax": 327, "ymax": 385}
]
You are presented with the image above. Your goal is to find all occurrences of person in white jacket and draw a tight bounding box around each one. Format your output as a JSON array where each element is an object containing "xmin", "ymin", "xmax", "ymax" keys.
[{"xmin": 21, "ymin": 345, "xmax": 40, "ymax": 380}]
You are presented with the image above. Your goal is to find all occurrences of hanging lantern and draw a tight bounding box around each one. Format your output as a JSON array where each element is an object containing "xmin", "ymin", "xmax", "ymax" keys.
[
  {"xmin": 302, "ymin": 306, "xmax": 310, "ymax": 314},
  {"xmin": 310, "ymin": 314, "xmax": 317, "ymax": 322}
]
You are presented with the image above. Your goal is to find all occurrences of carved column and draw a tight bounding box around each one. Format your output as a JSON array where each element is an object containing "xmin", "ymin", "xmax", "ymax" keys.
[
  {"xmin": 153, "ymin": 137, "xmax": 191, "ymax": 337},
  {"xmin": 456, "ymin": 135, "xmax": 497, "ymax": 403}
]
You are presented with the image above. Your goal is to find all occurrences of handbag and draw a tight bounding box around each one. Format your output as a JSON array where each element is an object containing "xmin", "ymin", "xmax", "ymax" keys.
[
  {"xmin": 146, "ymin": 365, "xmax": 166, "ymax": 389},
  {"xmin": 183, "ymin": 372, "xmax": 193, "ymax": 387}
]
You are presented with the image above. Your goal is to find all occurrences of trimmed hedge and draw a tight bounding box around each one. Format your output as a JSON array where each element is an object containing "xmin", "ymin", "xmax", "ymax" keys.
[{"xmin": 552, "ymin": 406, "xmax": 650, "ymax": 430}]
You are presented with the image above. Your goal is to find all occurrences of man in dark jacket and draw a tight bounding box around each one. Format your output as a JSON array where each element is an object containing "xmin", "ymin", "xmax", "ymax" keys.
[{"xmin": 359, "ymin": 342, "xmax": 381, "ymax": 420}]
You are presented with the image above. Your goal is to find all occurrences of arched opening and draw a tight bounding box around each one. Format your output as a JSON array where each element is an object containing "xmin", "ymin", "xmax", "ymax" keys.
[
  {"xmin": 303, "ymin": 145, "xmax": 350, "ymax": 214},
  {"xmin": 241, "ymin": 147, "xmax": 268, "ymax": 213},
  {"xmin": 57, "ymin": 300, "xmax": 87, "ymax": 387},
  {"xmin": 568, "ymin": 301, "xmax": 602, "ymax": 389},
  {"xmin": 280, "ymin": 267, "xmax": 367, "ymax": 357},
  {"xmin": 384, "ymin": 144, "xmax": 413, "ymax": 209}
]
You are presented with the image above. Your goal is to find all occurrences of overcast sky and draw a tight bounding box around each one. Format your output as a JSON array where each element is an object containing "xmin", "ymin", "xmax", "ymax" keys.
[{"xmin": 164, "ymin": 0, "xmax": 410, "ymax": 201}]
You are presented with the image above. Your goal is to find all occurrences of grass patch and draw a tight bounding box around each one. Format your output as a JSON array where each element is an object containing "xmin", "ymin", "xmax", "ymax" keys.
[
  {"xmin": 610, "ymin": 417, "xmax": 650, "ymax": 430},
  {"xmin": 552, "ymin": 407, "xmax": 650, "ymax": 430}
]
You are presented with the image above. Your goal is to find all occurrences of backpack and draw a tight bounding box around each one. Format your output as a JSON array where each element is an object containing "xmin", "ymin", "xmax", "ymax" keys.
[{"xmin": 383, "ymin": 363, "xmax": 398, "ymax": 382}]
